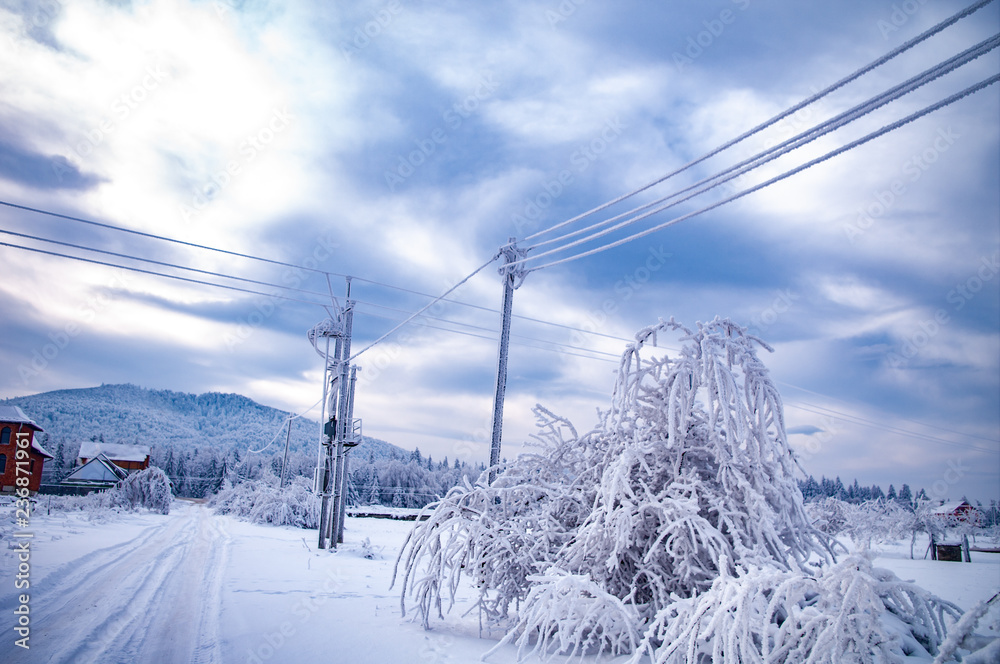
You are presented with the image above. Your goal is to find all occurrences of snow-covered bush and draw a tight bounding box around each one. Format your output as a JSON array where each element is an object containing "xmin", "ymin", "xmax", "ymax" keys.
[
  {"xmin": 111, "ymin": 466, "xmax": 172, "ymax": 514},
  {"xmin": 395, "ymin": 317, "xmax": 964, "ymax": 661},
  {"xmin": 210, "ymin": 476, "xmax": 319, "ymax": 528}
]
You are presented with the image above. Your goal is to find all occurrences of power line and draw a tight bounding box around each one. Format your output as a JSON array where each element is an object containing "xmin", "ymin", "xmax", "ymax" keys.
[
  {"xmin": 0, "ymin": 227, "xmax": 336, "ymax": 300},
  {"xmin": 776, "ymin": 379, "xmax": 999, "ymax": 445},
  {"xmin": 347, "ymin": 255, "xmax": 499, "ymax": 362},
  {"xmin": 353, "ymin": 299, "xmax": 621, "ymax": 360},
  {"xmin": 522, "ymin": 33, "xmax": 1000, "ymax": 255},
  {"xmin": 355, "ymin": 306, "xmax": 619, "ymax": 364},
  {"xmin": 785, "ymin": 401, "xmax": 995, "ymax": 455},
  {"xmin": 522, "ymin": 73, "xmax": 1000, "ymax": 272},
  {"xmin": 0, "ymin": 240, "xmax": 329, "ymax": 307},
  {"xmin": 0, "ymin": 201, "xmax": 630, "ymax": 345},
  {"xmin": 519, "ymin": 0, "xmax": 997, "ymax": 245}
]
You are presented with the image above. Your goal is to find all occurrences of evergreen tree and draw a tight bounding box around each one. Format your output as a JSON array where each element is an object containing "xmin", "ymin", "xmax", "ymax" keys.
[
  {"xmin": 886, "ymin": 485, "xmax": 896, "ymax": 500},
  {"xmin": 898, "ymin": 484, "xmax": 913, "ymax": 507}
]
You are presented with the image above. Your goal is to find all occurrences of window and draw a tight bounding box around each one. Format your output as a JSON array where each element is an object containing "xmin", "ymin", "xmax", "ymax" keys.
[
  {"xmin": 0, "ymin": 427, "xmax": 9, "ymax": 446},
  {"xmin": 0, "ymin": 454, "xmax": 6, "ymax": 474}
]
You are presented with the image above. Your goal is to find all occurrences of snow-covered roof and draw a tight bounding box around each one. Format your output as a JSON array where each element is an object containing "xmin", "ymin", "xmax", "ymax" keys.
[
  {"xmin": 78, "ymin": 442, "xmax": 150, "ymax": 462},
  {"xmin": 62, "ymin": 454, "xmax": 128, "ymax": 485},
  {"xmin": 0, "ymin": 405, "xmax": 43, "ymax": 431},
  {"xmin": 932, "ymin": 500, "xmax": 972, "ymax": 515}
]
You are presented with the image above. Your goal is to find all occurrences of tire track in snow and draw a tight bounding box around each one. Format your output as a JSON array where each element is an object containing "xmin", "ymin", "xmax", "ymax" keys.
[{"xmin": 21, "ymin": 503, "xmax": 230, "ymax": 664}]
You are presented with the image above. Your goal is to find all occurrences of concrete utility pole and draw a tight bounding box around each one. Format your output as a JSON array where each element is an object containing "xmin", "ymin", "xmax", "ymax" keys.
[
  {"xmin": 279, "ymin": 416, "xmax": 293, "ymax": 489},
  {"xmin": 317, "ymin": 331, "xmax": 342, "ymax": 550},
  {"xmin": 330, "ymin": 294, "xmax": 353, "ymax": 547},
  {"xmin": 336, "ymin": 364, "xmax": 359, "ymax": 544},
  {"xmin": 489, "ymin": 239, "xmax": 527, "ymax": 485}
]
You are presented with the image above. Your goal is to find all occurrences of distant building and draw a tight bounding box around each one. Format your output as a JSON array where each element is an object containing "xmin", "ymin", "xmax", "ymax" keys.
[
  {"xmin": 932, "ymin": 500, "xmax": 980, "ymax": 525},
  {"xmin": 60, "ymin": 453, "xmax": 129, "ymax": 491},
  {"xmin": 0, "ymin": 405, "xmax": 53, "ymax": 495},
  {"xmin": 77, "ymin": 442, "xmax": 151, "ymax": 472}
]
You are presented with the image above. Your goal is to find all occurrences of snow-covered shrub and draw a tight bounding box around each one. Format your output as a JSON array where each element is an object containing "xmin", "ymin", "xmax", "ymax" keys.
[
  {"xmin": 111, "ymin": 466, "xmax": 172, "ymax": 514},
  {"xmin": 632, "ymin": 554, "xmax": 960, "ymax": 664},
  {"xmin": 395, "ymin": 317, "xmax": 964, "ymax": 661},
  {"xmin": 805, "ymin": 496, "xmax": 852, "ymax": 536},
  {"xmin": 210, "ymin": 476, "xmax": 319, "ymax": 528}
]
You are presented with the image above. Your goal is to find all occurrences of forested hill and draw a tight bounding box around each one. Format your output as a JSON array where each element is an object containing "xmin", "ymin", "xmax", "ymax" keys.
[{"xmin": 2, "ymin": 383, "xmax": 405, "ymax": 461}]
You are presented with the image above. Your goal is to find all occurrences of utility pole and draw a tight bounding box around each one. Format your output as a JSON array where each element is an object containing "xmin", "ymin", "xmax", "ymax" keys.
[
  {"xmin": 330, "ymin": 284, "xmax": 354, "ymax": 548},
  {"xmin": 336, "ymin": 364, "xmax": 359, "ymax": 544},
  {"xmin": 489, "ymin": 239, "xmax": 527, "ymax": 484},
  {"xmin": 317, "ymin": 331, "xmax": 342, "ymax": 550},
  {"xmin": 279, "ymin": 416, "xmax": 293, "ymax": 489}
]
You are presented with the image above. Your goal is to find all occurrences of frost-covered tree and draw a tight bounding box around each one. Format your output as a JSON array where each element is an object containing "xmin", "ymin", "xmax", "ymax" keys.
[
  {"xmin": 395, "ymin": 318, "xmax": 964, "ymax": 662},
  {"xmin": 112, "ymin": 466, "xmax": 172, "ymax": 514}
]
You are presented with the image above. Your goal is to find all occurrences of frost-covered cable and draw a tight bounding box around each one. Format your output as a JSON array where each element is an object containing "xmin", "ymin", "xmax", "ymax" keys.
[
  {"xmin": 526, "ymin": 33, "xmax": 1000, "ymax": 254},
  {"xmin": 354, "ymin": 299, "xmax": 621, "ymax": 358},
  {"xmin": 0, "ymin": 198, "xmax": 344, "ymax": 276},
  {"xmin": 247, "ymin": 396, "xmax": 324, "ymax": 454},
  {"xmin": 357, "ymin": 307, "xmax": 620, "ymax": 363},
  {"xmin": 0, "ymin": 241, "xmax": 329, "ymax": 307},
  {"xmin": 785, "ymin": 402, "xmax": 995, "ymax": 454},
  {"xmin": 347, "ymin": 255, "xmax": 500, "ymax": 362},
  {"xmin": 524, "ymin": 73, "xmax": 1000, "ymax": 272},
  {"xmin": 519, "ymin": 0, "xmax": 996, "ymax": 245},
  {"xmin": 0, "ymin": 228, "xmax": 335, "ymax": 299}
]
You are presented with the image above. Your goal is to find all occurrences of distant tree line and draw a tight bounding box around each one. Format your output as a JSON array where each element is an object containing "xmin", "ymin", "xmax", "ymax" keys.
[
  {"xmin": 798, "ymin": 474, "xmax": 999, "ymax": 528},
  {"xmin": 38, "ymin": 432, "xmax": 482, "ymax": 506}
]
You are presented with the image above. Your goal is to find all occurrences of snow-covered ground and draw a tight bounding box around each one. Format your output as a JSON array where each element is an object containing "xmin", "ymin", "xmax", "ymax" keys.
[{"xmin": 2, "ymin": 500, "xmax": 998, "ymax": 664}]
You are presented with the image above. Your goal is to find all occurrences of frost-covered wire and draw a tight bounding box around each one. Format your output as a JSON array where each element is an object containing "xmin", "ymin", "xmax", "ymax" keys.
[
  {"xmin": 347, "ymin": 254, "xmax": 500, "ymax": 362},
  {"xmin": 523, "ymin": 33, "xmax": 1000, "ymax": 255},
  {"xmin": 246, "ymin": 397, "xmax": 323, "ymax": 455},
  {"xmin": 523, "ymin": 72, "xmax": 1000, "ymax": 272},
  {"xmin": 519, "ymin": 0, "xmax": 996, "ymax": 245}
]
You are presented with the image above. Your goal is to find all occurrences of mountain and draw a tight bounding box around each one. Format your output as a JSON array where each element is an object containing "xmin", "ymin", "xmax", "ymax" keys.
[{"xmin": 2, "ymin": 383, "xmax": 407, "ymax": 462}]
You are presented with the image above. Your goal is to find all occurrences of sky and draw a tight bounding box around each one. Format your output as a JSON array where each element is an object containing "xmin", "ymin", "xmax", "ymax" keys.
[{"xmin": 0, "ymin": 0, "xmax": 997, "ymax": 502}]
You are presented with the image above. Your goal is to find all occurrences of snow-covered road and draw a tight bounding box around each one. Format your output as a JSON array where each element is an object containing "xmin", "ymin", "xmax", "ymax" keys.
[
  {"xmin": 1, "ymin": 501, "xmax": 532, "ymax": 664},
  {"xmin": 3, "ymin": 502, "xmax": 230, "ymax": 664}
]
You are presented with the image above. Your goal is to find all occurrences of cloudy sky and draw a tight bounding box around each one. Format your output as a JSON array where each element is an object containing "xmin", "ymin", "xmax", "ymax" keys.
[{"xmin": 0, "ymin": 0, "xmax": 997, "ymax": 501}]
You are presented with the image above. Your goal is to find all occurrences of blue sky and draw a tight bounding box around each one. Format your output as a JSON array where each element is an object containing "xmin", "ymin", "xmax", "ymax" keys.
[{"xmin": 0, "ymin": 0, "xmax": 997, "ymax": 501}]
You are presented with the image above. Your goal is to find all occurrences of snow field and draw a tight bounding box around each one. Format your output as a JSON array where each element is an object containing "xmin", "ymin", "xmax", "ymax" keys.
[{"xmin": 1, "ymin": 500, "xmax": 998, "ymax": 663}]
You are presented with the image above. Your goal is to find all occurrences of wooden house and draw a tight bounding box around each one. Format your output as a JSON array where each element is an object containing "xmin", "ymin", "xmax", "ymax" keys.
[
  {"xmin": 932, "ymin": 500, "xmax": 980, "ymax": 525},
  {"xmin": 61, "ymin": 453, "xmax": 129, "ymax": 491},
  {"xmin": 77, "ymin": 442, "xmax": 151, "ymax": 472},
  {"xmin": 0, "ymin": 405, "xmax": 53, "ymax": 495}
]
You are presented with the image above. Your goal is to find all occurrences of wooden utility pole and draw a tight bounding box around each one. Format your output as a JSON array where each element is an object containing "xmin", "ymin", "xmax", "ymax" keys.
[{"xmin": 489, "ymin": 239, "xmax": 526, "ymax": 484}]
